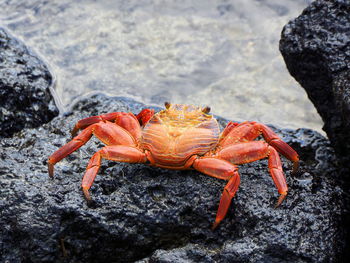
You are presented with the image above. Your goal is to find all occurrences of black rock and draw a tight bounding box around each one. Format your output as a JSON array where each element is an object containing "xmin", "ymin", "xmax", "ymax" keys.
[
  {"xmin": 0, "ymin": 94, "xmax": 347, "ymax": 262},
  {"xmin": 279, "ymin": 0, "xmax": 350, "ymax": 163},
  {"xmin": 0, "ymin": 27, "xmax": 59, "ymax": 138}
]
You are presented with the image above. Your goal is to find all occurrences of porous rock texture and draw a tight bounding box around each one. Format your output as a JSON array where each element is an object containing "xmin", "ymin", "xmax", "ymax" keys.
[
  {"xmin": 0, "ymin": 94, "xmax": 347, "ymax": 262},
  {"xmin": 279, "ymin": 0, "xmax": 350, "ymax": 164},
  {"xmin": 0, "ymin": 27, "xmax": 58, "ymax": 137}
]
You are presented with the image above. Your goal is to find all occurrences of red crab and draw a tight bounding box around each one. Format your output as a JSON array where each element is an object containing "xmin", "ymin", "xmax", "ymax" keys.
[{"xmin": 48, "ymin": 103, "xmax": 299, "ymax": 229}]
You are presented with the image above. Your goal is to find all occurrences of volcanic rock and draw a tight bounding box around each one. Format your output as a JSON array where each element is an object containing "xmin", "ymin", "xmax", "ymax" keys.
[
  {"xmin": 0, "ymin": 94, "xmax": 347, "ymax": 262},
  {"xmin": 279, "ymin": 0, "xmax": 350, "ymax": 163},
  {"xmin": 0, "ymin": 27, "xmax": 58, "ymax": 138}
]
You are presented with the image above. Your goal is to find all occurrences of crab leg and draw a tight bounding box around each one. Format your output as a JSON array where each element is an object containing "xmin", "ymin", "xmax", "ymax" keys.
[
  {"xmin": 48, "ymin": 122, "xmax": 136, "ymax": 178},
  {"xmin": 71, "ymin": 112, "xmax": 141, "ymax": 139},
  {"xmin": 48, "ymin": 125, "xmax": 93, "ymax": 178},
  {"xmin": 219, "ymin": 121, "xmax": 299, "ymax": 173},
  {"xmin": 268, "ymin": 147, "xmax": 288, "ymax": 207},
  {"xmin": 218, "ymin": 141, "xmax": 288, "ymax": 206},
  {"xmin": 81, "ymin": 145, "xmax": 147, "ymax": 200},
  {"xmin": 219, "ymin": 121, "xmax": 240, "ymax": 139},
  {"xmin": 259, "ymin": 123, "xmax": 299, "ymax": 173},
  {"xmin": 71, "ymin": 112, "xmax": 122, "ymax": 136},
  {"xmin": 193, "ymin": 158, "xmax": 240, "ymax": 229}
]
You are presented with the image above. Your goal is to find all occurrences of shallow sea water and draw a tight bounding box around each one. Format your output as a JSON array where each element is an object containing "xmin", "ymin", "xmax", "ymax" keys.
[{"xmin": 0, "ymin": 0, "xmax": 324, "ymax": 133}]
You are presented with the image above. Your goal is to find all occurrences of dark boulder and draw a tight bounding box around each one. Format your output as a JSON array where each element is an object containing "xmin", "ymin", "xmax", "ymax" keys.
[
  {"xmin": 0, "ymin": 27, "xmax": 59, "ymax": 138},
  {"xmin": 279, "ymin": 0, "xmax": 350, "ymax": 163},
  {"xmin": 0, "ymin": 94, "xmax": 347, "ymax": 262}
]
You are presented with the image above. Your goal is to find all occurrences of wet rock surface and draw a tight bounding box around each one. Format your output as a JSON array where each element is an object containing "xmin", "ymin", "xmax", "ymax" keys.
[
  {"xmin": 0, "ymin": 0, "xmax": 323, "ymax": 133},
  {"xmin": 0, "ymin": 27, "xmax": 59, "ymax": 138},
  {"xmin": 279, "ymin": 0, "xmax": 350, "ymax": 163},
  {"xmin": 0, "ymin": 94, "xmax": 347, "ymax": 262}
]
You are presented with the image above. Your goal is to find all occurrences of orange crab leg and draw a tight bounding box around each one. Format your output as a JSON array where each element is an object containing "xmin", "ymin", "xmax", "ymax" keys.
[
  {"xmin": 81, "ymin": 145, "xmax": 147, "ymax": 200},
  {"xmin": 113, "ymin": 112, "xmax": 142, "ymax": 140},
  {"xmin": 268, "ymin": 147, "xmax": 288, "ymax": 207},
  {"xmin": 219, "ymin": 121, "xmax": 299, "ymax": 173},
  {"xmin": 71, "ymin": 112, "xmax": 141, "ymax": 139},
  {"xmin": 193, "ymin": 158, "xmax": 240, "ymax": 229},
  {"xmin": 213, "ymin": 175, "xmax": 240, "ymax": 230},
  {"xmin": 219, "ymin": 121, "xmax": 257, "ymax": 146},
  {"xmin": 220, "ymin": 121, "xmax": 240, "ymax": 139},
  {"xmin": 48, "ymin": 125, "xmax": 94, "ymax": 178},
  {"xmin": 259, "ymin": 123, "xmax": 299, "ymax": 173},
  {"xmin": 48, "ymin": 122, "xmax": 136, "ymax": 178},
  {"xmin": 218, "ymin": 141, "xmax": 288, "ymax": 206},
  {"xmin": 218, "ymin": 141, "xmax": 270, "ymax": 164},
  {"xmin": 71, "ymin": 112, "xmax": 121, "ymax": 136}
]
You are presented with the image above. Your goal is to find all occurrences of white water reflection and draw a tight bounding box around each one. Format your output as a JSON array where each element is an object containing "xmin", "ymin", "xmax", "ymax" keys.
[{"xmin": 0, "ymin": 0, "xmax": 323, "ymax": 133}]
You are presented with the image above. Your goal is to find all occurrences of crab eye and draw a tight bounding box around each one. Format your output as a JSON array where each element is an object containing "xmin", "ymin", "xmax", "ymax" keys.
[
  {"xmin": 164, "ymin": 102, "xmax": 171, "ymax": 109},
  {"xmin": 202, "ymin": 106, "xmax": 210, "ymax": 114}
]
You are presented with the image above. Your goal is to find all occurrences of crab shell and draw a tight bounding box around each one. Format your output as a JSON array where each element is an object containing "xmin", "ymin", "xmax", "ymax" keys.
[{"xmin": 142, "ymin": 104, "xmax": 220, "ymax": 169}]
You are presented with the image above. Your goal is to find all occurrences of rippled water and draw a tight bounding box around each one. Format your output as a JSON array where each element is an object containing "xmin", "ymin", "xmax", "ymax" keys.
[{"xmin": 0, "ymin": 0, "xmax": 323, "ymax": 133}]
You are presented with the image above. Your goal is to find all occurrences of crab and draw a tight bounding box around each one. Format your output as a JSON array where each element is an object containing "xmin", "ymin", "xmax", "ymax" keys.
[{"xmin": 48, "ymin": 102, "xmax": 299, "ymax": 229}]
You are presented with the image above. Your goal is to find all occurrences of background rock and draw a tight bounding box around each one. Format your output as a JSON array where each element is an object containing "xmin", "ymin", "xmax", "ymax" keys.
[
  {"xmin": 279, "ymin": 0, "xmax": 350, "ymax": 163},
  {"xmin": 0, "ymin": 27, "xmax": 59, "ymax": 138},
  {"xmin": 0, "ymin": 94, "xmax": 347, "ymax": 262}
]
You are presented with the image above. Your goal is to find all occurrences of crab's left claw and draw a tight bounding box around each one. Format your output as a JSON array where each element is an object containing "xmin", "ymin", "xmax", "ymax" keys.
[{"xmin": 136, "ymin": 108, "xmax": 154, "ymax": 126}]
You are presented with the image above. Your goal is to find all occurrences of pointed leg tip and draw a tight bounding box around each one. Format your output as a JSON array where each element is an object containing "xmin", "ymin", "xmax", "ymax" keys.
[
  {"xmin": 292, "ymin": 161, "xmax": 299, "ymax": 175},
  {"xmin": 275, "ymin": 193, "xmax": 287, "ymax": 208},
  {"xmin": 71, "ymin": 131, "xmax": 77, "ymax": 138},
  {"xmin": 211, "ymin": 221, "xmax": 220, "ymax": 231},
  {"xmin": 71, "ymin": 126, "xmax": 78, "ymax": 137},
  {"xmin": 82, "ymin": 187, "xmax": 92, "ymax": 202},
  {"xmin": 48, "ymin": 163, "xmax": 54, "ymax": 178}
]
